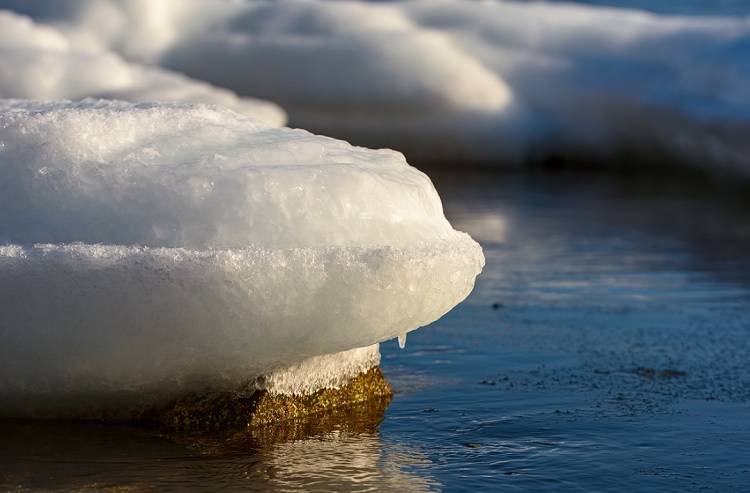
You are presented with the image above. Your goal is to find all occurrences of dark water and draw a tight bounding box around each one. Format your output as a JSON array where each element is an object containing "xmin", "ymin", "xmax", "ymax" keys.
[{"xmin": 2, "ymin": 172, "xmax": 750, "ymax": 492}]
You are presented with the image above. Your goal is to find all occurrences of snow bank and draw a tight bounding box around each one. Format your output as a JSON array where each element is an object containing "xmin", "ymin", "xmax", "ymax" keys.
[
  {"xmin": 0, "ymin": 0, "xmax": 520, "ymax": 164},
  {"xmin": 5, "ymin": 0, "xmax": 749, "ymax": 172},
  {"xmin": 403, "ymin": 0, "xmax": 750, "ymax": 172},
  {"xmin": 156, "ymin": 1, "xmax": 520, "ymax": 164},
  {"xmin": 0, "ymin": 10, "xmax": 286, "ymax": 126},
  {"xmin": 0, "ymin": 100, "xmax": 483, "ymax": 417}
]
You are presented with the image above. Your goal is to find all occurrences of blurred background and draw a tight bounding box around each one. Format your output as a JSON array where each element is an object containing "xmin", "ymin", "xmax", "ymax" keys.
[
  {"xmin": 2, "ymin": 0, "xmax": 749, "ymax": 172},
  {"xmin": 1, "ymin": 1, "xmax": 749, "ymax": 491}
]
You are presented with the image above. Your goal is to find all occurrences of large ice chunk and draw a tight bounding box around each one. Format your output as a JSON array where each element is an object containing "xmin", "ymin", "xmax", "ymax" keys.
[
  {"xmin": 0, "ymin": 100, "xmax": 484, "ymax": 417},
  {"xmin": 0, "ymin": 10, "xmax": 286, "ymax": 126}
]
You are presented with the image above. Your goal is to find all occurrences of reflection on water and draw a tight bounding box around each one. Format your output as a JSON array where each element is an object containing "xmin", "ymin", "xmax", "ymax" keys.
[
  {"xmin": 0, "ymin": 396, "xmax": 436, "ymax": 492},
  {"xmin": 3, "ymin": 171, "xmax": 750, "ymax": 491},
  {"xmin": 261, "ymin": 432, "xmax": 436, "ymax": 492}
]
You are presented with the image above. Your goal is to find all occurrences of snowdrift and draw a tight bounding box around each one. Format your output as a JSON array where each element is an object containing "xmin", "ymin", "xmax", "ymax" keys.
[
  {"xmin": 0, "ymin": 10, "xmax": 286, "ymax": 126},
  {"xmin": 5, "ymin": 0, "xmax": 748, "ymax": 171}
]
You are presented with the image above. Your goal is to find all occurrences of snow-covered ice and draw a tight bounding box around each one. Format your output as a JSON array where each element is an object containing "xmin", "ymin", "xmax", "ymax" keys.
[
  {"xmin": 0, "ymin": 0, "xmax": 520, "ymax": 164},
  {"xmin": 0, "ymin": 10, "xmax": 286, "ymax": 126},
  {"xmin": 6, "ymin": 0, "xmax": 749, "ymax": 172},
  {"xmin": 0, "ymin": 100, "xmax": 484, "ymax": 417},
  {"xmin": 403, "ymin": 0, "xmax": 750, "ymax": 172}
]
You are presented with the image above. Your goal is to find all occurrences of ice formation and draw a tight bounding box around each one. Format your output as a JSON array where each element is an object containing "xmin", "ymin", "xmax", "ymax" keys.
[
  {"xmin": 398, "ymin": 333, "xmax": 407, "ymax": 349},
  {"xmin": 0, "ymin": 10, "xmax": 286, "ymax": 126},
  {"xmin": 256, "ymin": 344, "xmax": 381, "ymax": 396},
  {"xmin": 0, "ymin": 0, "xmax": 520, "ymax": 164},
  {"xmin": 0, "ymin": 100, "xmax": 484, "ymax": 417},
  {"xmin": 5, "ymin": 0, "xmax": 749, "ymax": 172},
  {"xmin": 403, "ymin": 0, "xmax": 750, "ymax": 172}
]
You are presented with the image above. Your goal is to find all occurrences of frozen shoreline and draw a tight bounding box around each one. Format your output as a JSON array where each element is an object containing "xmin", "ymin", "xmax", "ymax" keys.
[{"xmin": 3, "ymin": 0, "xmax": 747, "ymax": 172}]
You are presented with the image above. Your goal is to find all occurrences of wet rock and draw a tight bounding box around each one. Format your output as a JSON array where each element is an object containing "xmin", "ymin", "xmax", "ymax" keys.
[{"xmin": 149, "ymin": 367, "xmax": 392, "ymax": 431}]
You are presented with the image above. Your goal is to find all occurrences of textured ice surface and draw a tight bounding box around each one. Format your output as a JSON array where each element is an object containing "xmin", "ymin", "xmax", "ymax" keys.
[
  {"xmin": 256, "ymin": 344, "xmax": 381, "ymax": 396},
  {"xmin": 0, "ymin": 10, "xmax": 286, "ymax": 126},
  {"xmin": 0, "ymin": 100, "xmax": 483, "ymax": 416},
  {"xmin": 7, "ymin": 0, "xmax": 749, "ymax": 171},
  {"xmin": 0, "ymin": 99, "xmax": 462, "ymax": 249}
]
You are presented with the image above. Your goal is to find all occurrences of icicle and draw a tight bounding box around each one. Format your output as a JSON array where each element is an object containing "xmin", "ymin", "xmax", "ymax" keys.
[{"xmin": 398, "ymin": 332, "xmax": 407, "ymax": 349}]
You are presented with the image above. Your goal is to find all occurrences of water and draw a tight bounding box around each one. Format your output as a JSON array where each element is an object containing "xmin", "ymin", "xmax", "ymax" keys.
[
  {"xmin": 2, "ymin": 171, "xmax": 750, "ymax": 491},
  {"xmin": 382, "ymin": 171, "xmax": 750, "ymax": 491}
]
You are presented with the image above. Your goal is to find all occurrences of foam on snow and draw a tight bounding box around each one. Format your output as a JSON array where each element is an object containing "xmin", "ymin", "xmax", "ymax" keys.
[
  {"xmin": 6, "ymin": 0, "xmax": 749, "ymax": 172},
  {"xmin": 0, "ymin": 10, "xmax": 286, "ymax": 126},
  {"xmin": 0, "ymin": 100, "xmax": 484, "ymax": 417}
]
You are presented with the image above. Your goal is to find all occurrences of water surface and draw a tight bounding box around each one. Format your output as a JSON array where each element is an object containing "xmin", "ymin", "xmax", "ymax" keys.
[{"xmin": 2, "ymin": 172, "xmax": 750, "ymax": 492}]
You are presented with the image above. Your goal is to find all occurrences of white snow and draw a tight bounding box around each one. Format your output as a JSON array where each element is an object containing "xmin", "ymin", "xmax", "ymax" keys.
[
  {"xmin": 0, "ymin": 10, "xmax": 286, "ymax": 126},
  {"xmin": 403, "ymin": 0, "xmax": 750, "ymax": 172},
  {"xmin": 6, "ymin": 0, "xmax": 749, "ymax": 172},
  {"xmin": 0, "ymin": 1, "xmax": 519, "ymax": 164},
  {"xmin": 0, "ymin": 100, "xmax": 484, "ymax": 417},
  {"xmin": 155, "ymin": 0, "xmax": 519, "ymax": 164}
]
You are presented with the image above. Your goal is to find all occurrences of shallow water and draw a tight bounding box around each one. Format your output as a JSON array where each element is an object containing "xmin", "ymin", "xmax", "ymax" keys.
[{"xmin": 2, "ymin": 172, "xmax": 750, "ymax": 492}]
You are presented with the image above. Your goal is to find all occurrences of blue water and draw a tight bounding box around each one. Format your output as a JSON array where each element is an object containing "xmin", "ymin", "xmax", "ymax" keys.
[
  {"xmin": 2, "ymin": 172, "xmax": 750, "ymax": 491},
  {"xmin": 380, "ymin": 172, "xmax": 750, "ymax": 491}
]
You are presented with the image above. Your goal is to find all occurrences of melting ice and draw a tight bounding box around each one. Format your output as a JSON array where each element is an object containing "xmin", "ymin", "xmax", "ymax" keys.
[
  {"xmin": 0, "ymin": 99, "xmax": 484, "ymax": 418},
  {"xmin": 398, "ymin": 333, "xmax": 407, "ymax": 349}
]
